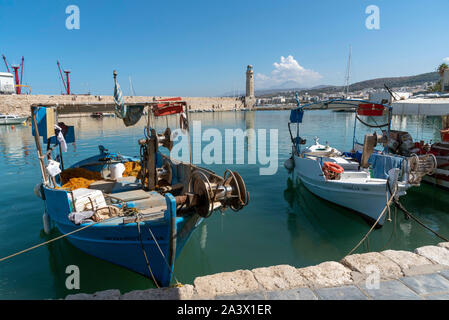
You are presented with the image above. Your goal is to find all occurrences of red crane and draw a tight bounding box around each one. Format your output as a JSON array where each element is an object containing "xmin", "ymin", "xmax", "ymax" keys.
[
  {"xmin": 3, "ymin": 54, "xmax": 24, "ymax": 94},
  {"xmin": 57, "ymin": 60, "xmax": 71, "ymax": 95}
]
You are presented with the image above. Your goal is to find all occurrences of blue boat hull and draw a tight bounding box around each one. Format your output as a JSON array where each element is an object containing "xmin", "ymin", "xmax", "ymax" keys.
[{"xmin": 43, "ymin": 185, "xmax": 203, "ymax": 287}]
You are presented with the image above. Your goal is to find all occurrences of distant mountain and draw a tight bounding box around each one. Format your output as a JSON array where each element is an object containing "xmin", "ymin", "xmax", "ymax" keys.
[
  {"xmin": 253, "ymin": 72, "xmax": 440, "ymax": 97},
  {"xmin": 345, "ymin": 72, "xmax": 439, "ymax": 91}
]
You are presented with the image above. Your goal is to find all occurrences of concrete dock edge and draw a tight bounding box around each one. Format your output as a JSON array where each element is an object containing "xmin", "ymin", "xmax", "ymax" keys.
[{"xmin": 65, "ymin": 242, "xmax": 449, "ymax": 300}]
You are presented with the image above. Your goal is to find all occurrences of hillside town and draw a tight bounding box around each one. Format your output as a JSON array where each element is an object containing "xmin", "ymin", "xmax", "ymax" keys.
[{"xmin": 255, "ymin": 71, "xmax": 449, "ymax": 106}]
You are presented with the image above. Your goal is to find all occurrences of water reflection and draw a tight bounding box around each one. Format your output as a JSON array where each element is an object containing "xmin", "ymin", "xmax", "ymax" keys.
[
  {"xmin": 282, "ymin": 171, "xmax": 449, "ymax": 264},
  {"xmin": 1, "ymin": 111, "xmax": 449, "ymax": 299},
  {"xmin": 44, "ymin": 227, "xmax": 155, "ymax": 297},
  {"xmin": 0, "ymin": 124, "xmax": 33, "ymax": 164}
]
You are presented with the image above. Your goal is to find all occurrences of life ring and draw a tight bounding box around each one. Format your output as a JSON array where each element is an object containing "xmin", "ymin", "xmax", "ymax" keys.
[{"xmin": 323, "ymin": 162, "xmax": 344, "ymax": 174}]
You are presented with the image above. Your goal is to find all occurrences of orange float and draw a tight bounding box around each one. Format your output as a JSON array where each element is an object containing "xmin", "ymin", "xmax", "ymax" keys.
[{"xmin": 323, "ymin": 162, "xmax": 344, "ymax": 174}]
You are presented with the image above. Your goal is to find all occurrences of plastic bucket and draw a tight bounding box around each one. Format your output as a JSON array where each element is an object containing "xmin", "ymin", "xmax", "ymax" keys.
[{"xmin": 110, "ymin": 163, "xmax": 125, "ymax": 180}]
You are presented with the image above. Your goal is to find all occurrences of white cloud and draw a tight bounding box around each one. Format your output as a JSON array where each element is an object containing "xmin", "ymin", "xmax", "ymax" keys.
[
  {"xmin": 443, "ymin": 57, "xmax": 449, "ymax": 63},
  {"xmin": 255, "ymin": 55, "xmax": 322, "ymax": 89}
]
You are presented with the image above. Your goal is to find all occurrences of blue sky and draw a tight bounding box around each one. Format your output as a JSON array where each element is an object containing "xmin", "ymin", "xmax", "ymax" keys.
[{"xmin": 1, "ymin": 0, "xmax": 448, "ymax": 96}]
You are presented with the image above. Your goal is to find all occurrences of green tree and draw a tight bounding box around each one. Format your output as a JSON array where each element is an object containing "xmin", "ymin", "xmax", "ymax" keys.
[
  {"xmin": 428, "ymin": 81, "xmax": 442, "ymax": 92},
  {"xmin": 437, "ymin": 63, "xmax": 449, "ymax": 76}
]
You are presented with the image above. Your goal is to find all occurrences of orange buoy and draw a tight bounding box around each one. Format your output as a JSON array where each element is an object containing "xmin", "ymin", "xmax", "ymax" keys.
[{"xmin": 323, "ymin": 162, "xmax": 344, "ymax": 174}]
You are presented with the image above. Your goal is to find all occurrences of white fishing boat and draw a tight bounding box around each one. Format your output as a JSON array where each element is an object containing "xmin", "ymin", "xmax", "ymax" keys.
[
  {"xmin": 285, "ymin": 97, "xmax": 436, "ymax": 226},
  {"xmin": 0, "ymin": 114, "xmax": 28, "ymax": 125}
]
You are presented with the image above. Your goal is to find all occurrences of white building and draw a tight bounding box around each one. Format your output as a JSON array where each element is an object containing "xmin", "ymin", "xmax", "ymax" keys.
[
  {"xmin": 0, "ymin": 72, "xmax": 15, "ymax": 94},
  {"xmin": 272, "ymin": 96, "xmax": 286, "ymax": 104}
]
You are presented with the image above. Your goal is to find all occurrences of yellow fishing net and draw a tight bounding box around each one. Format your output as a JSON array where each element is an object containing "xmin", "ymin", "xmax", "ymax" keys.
[
  {"xmin": 123, "ymin": 161, "xmax": 141, "ymax": 177},
  {"xmin": 58, "ymin": 162, "xmax": 141, "ymax": 190},
  {"xmin": 59, "ymin": 168, "xmax": 102, "ymax": 190}
]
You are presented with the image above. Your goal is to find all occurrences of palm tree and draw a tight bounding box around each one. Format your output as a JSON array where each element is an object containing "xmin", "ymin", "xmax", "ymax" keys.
[{"xmin": 437, "ymin": 63, "xmax": 449, "ymax": 76}]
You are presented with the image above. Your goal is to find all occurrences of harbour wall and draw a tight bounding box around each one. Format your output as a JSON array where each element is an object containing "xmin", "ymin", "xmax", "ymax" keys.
[
  {"xmin": 0, "ymin": 94, "xmax": 245, "ymax": 116},
  {"xmin": 65, "ymin": 242, "xmax": 449, "ymax": 300}
]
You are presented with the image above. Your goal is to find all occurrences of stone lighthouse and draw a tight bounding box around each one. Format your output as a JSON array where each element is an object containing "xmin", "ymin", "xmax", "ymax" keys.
[{"xmin": 245, "ymin": 65, "xmax": 256, "ymax": 108}]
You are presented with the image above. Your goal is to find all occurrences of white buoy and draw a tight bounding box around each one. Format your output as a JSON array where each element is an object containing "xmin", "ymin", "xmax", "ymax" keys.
[
  {"xmin": 34, "ymin": 183, "xmax": 43, "ymax": 199},
  {"xmin": 42, "ymin": 210, "xmax": 51, "ymax": 234},
  {"xmin": 284, "ymin": 157, "xmax": 294, "ymax": 171}
]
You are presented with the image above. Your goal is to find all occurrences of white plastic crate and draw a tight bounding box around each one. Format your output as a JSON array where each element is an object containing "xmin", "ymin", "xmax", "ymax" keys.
[{"xmin": 70, "ymin": 188, "xmax": 107, "ymax": 212}]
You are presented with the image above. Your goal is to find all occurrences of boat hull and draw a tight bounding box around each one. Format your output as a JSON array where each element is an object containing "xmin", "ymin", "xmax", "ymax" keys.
[
  {"xmin": 55, "ymin": 215, "xmax": 202, "ymax": 286},
  {"xmin": 293, "ymin": 155, "xmax": 403, "ymax": 226},
  {"xmin": 43, "ymin": 186, "xmax": 202, "ymax": 287},
  {"xmin": 0, "ymin": 117, "xmax": 28, "ymax": 125},
  {"xmin": 423, "ymin": 172, "xmax": 449, "ymax": 190}
]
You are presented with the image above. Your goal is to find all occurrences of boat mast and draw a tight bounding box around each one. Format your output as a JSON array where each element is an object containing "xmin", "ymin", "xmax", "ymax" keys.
[
  {"xmin": 129, "ymin": 76, "xmax": 136, "ymax": 96},
  {"xmin": 344, "ymin": 45, "xmax": 352, "ymax": 97}
]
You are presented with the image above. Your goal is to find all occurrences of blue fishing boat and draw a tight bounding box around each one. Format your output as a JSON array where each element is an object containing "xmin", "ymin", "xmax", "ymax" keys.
[{"xmin": 30, "ymin": 71, "xmax": 248, "ymax": 287}]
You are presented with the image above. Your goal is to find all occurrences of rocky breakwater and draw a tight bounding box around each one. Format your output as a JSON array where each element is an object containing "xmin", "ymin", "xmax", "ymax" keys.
[{"xmin": 0, "ymin": 94, "xmax": 244, "ymax": 116}]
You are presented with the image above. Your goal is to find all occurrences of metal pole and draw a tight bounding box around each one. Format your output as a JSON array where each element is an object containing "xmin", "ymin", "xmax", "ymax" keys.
[
  {"xmin": 352, "ymin": 113, "xmax": 357, "ymax": 151},
  {"xmin": 20, "ymin": 56, "xmax": 24, "ymax": 86},
  {"xmin": 184, "ymin": 104, "xmax": 192, "ymax": 166},
  {"xmin": 12, "ymin": 66, "xmax": 20, "ymax": 94},
  {"xmin": 59, "ymin": 143, "xmax": 65, "ymax": 171}
]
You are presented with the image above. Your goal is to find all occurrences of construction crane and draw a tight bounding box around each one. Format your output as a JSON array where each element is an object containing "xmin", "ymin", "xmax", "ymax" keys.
[
  {"xmin": 2, "ymin": 54, "xmax": 24, "ymax": 94},
  {"xmin": 57, "ymin": 60, "xmax": 71, "ymax": 95},
  {"xmin": 2, "ymin": 54, "xmax": 10, "ymax": 73}
]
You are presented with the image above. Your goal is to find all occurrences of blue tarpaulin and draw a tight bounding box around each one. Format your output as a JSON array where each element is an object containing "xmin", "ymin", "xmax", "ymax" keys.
[
  {"xmin": 368, "ymin": 153, "xmax": 404, "ymax": 179},
  {"xmin": 343, "ymin": 151, "xmax": 363, "ymax": 163}
]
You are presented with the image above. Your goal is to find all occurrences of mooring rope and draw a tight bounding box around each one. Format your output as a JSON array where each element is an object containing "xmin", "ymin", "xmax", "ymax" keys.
[
  {"xmin": 144, "ymin": 223, "xmax": 182, "ymax": 287},
  {"xmin": 393, "ymin": 198, "xmax": 449, "ymax": 242},
  {"xmin": 0, "ymin": 216, "xmax": 122, "ymax": 263},
  {"xmin": 380, "ymin": 206, "xmax": 398, "ymax": 251},
  {"xmin": 343, "ymin": 178, "xmax": 449, "ymax": 261},
  {"xmin": 136, "ymin": 214, "xmax": 160, "ymax": 288},
  {"xmin": 386, "ymin": 178, "xmax": 449, "ymax": 242},
  {"xmin": 342, "ymin": 191, "xmax": 396, "ymax": 259},
  {"xmin": 355, "ymin": 115, "xmax": 389, "ymax": 128}
]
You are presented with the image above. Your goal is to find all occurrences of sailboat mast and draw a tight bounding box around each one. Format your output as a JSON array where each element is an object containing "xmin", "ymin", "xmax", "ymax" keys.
[
  {"xmin": 344, "ymin": 45, "xmax": 352, "ymax": 96},
  {"xmin": 128, "ymin": 76, "xmax": 135, "ymax": 96}
]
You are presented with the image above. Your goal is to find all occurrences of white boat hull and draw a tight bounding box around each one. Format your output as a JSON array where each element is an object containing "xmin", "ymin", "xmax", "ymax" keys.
[
  {"xmin": 0, "ymin": 117, "xmax": 28, "ymax": 125},
  {"xmin": 293, "ymin": 155, "xmax": 407, "ymax": 226}
]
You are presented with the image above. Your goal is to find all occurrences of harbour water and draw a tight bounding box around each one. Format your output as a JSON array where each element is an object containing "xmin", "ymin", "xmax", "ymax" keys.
[{"xmin": 0, "ymin": 110, "xmax": 448, "ymax": 299}]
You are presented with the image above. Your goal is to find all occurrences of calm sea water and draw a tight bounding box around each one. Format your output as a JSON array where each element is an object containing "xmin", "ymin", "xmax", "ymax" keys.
[{"xmin": 0, "ymin": 110, "xmax": 448, "ymax": 299}]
